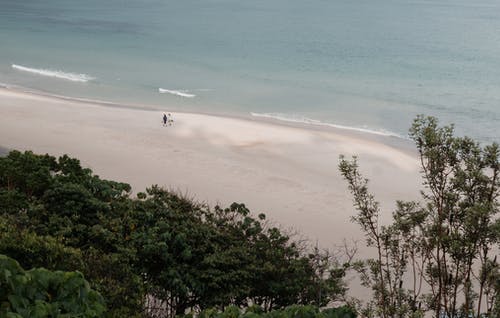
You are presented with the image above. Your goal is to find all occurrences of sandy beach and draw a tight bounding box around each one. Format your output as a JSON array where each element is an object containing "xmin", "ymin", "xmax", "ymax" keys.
[{"xmin": 0, "ymin": 87, "xmax": 422, "ymax": 250}]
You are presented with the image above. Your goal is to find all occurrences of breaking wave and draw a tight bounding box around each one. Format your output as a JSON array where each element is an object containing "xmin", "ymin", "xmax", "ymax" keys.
[
  {"xmin": 12, "ymin": 64, "xmax": 95, "ymax": 82},
  {"xmin": 250, "ymin": 112, "xmax": 404, "ymax": 138},
  {"xmin": 158, "ymin": 88, "xmax": 196, "ymax": 98}
]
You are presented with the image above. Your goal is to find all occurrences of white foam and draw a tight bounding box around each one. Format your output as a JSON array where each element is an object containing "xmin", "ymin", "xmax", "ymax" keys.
[
  {"xmin": 158, "ymin": 88, "xmax": 196, "ymax": 98},
  {"xmin": 250, "ymin": 112, "xmax": 404, "ymax": 138},
  {"xmin": 12, "ymin": 64, "xmax": 95, "ymax": 82}
]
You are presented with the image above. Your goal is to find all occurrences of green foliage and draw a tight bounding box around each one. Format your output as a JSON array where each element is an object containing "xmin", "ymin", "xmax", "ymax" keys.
[
  {"xmin": 133, "ymin": 189, "xmax": 346, "ymax": 315},
  {"xmin": 0, "ymin": 150, "xmax": 348, "ymax": 317},
  {"xmin": 0, "ymin": 254, "xmax": 105, "ymax": 317},
  {"xmin": 340, "ymin": 115, "xmax": 500, "ymax": 318},
  {"xmin": 0, "ymin": 150, "xmax": 141, "ymax": 317},
  {"xmin": 0, "ymin": 218, "xmax": 83, "ymax": 272},
  {"xmin": 193, "ymin": 305, "xmax": 356, "ymax": 318}
]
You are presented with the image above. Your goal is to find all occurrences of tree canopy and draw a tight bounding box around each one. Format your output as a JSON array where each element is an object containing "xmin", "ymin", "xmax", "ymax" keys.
[{"xmin": 0, "ymin": 150, "xmax": 347, "ymax": 317}]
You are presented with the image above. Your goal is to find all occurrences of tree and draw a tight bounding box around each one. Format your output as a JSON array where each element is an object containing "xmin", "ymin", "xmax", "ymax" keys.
[
  {"xmin": 131, "ymin": 188, "xmax": 348, "ymax": 316},
  {"xmin": 0, "ymin": 151, "xmax": 143, "ymax": 317},
  {"xmin": 130, "ymin": 186, "xmax": 213, "ymax": 317},
  {"xmin": 340, "ymin": 116, "xmax": 500, "ymax": 318}
]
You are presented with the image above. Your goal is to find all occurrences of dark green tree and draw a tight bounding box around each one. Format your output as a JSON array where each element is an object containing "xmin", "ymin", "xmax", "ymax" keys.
[
  {"xmin": 0, "ymin": 151, "xmax": 142, "ymax": 317},
  {"xmin": 130, "ymin": 186, "xmax": 213, "ymax": 317},
  {"xmin": 131, "ymin": 188, "xmax": 348, "ymax": 316}
]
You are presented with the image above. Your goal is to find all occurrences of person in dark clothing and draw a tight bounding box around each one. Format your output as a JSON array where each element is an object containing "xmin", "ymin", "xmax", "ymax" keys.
[{"xmin": 163, "ymin": 113, "xmax": 167, "ymax": 126}]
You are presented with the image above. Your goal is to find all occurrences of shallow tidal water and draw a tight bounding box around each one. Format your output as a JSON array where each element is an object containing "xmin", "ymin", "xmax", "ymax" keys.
[{"xmin": 1, "ymin": 0, "xmax": 499, "ymax": 142}]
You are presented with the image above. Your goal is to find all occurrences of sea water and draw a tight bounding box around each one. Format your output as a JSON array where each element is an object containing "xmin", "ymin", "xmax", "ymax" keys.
[{"xmin": 1, "ymin": 0, "xmax": 499, "ymax": 142}]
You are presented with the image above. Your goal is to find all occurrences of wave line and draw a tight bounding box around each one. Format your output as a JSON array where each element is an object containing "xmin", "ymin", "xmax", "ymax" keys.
[
  {"xmin": 158, "ymin": 88, "xmax": 196, "ymax": 98},
  {"xmin": 12, "ymin": 64, "xmax": 95, "ymax": 82},
  {"xmin": 250, "ymin": 112, "xmax": 404, "ymax": 138}
]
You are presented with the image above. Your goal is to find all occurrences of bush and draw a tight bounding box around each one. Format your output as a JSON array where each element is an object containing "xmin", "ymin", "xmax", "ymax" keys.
[{"xmin": 0, "ymin": 254, "xmax": 105, "ymax": 318}]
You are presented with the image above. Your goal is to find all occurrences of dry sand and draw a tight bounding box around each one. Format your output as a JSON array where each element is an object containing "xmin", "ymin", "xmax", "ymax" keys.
[{"xmin": 0, "ymin": 87, "xmax": 422, "ymax": 251}]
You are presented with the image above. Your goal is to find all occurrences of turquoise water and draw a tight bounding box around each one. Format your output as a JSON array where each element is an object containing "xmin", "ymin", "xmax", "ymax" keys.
[{"xmin": 1, "ymin": 0, "xmax": 499, "ymax": 141}]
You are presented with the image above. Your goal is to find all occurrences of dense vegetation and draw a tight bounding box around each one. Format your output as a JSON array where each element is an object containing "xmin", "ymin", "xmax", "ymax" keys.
[
  {"xmin": 340, "ymin": 116, "xmax": 500, "ymax": 318},
  {"xmin": 192, "ymin": 304, "xmax": 355, "ymax": 318},
  {"xmin": 0, "ymin": 150, "xmax": 348, "ymax": 317}
]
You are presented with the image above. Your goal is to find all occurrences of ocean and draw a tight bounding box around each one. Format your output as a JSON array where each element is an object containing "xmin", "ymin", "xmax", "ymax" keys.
[{"xmin": 1, "ymin": 0, "xmax": 499, "ymax": 142}]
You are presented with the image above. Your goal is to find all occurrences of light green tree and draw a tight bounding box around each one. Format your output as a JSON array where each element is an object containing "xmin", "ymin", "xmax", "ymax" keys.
[{"xmin": 340, "ymin": 116, "xmax": 500, "ymax": 318}]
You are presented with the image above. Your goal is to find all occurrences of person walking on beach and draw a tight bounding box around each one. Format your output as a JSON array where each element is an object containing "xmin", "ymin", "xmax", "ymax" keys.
[
  {"xmin": 163, "ymin": 113, "xmax": 167, "ymax": 126},
  {"xmin": 167, "ymin": 113, "xmax": 173, "ymax": 126}
]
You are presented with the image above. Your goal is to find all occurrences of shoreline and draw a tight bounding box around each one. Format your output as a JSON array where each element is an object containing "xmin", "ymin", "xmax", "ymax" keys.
[
  {"xmin": 0, "ymin": 83, "xmax": 414, "ymax": 150},
  {"xmin": 0, "ymin": 86, "xmax": 421, "ymax": 250}
]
